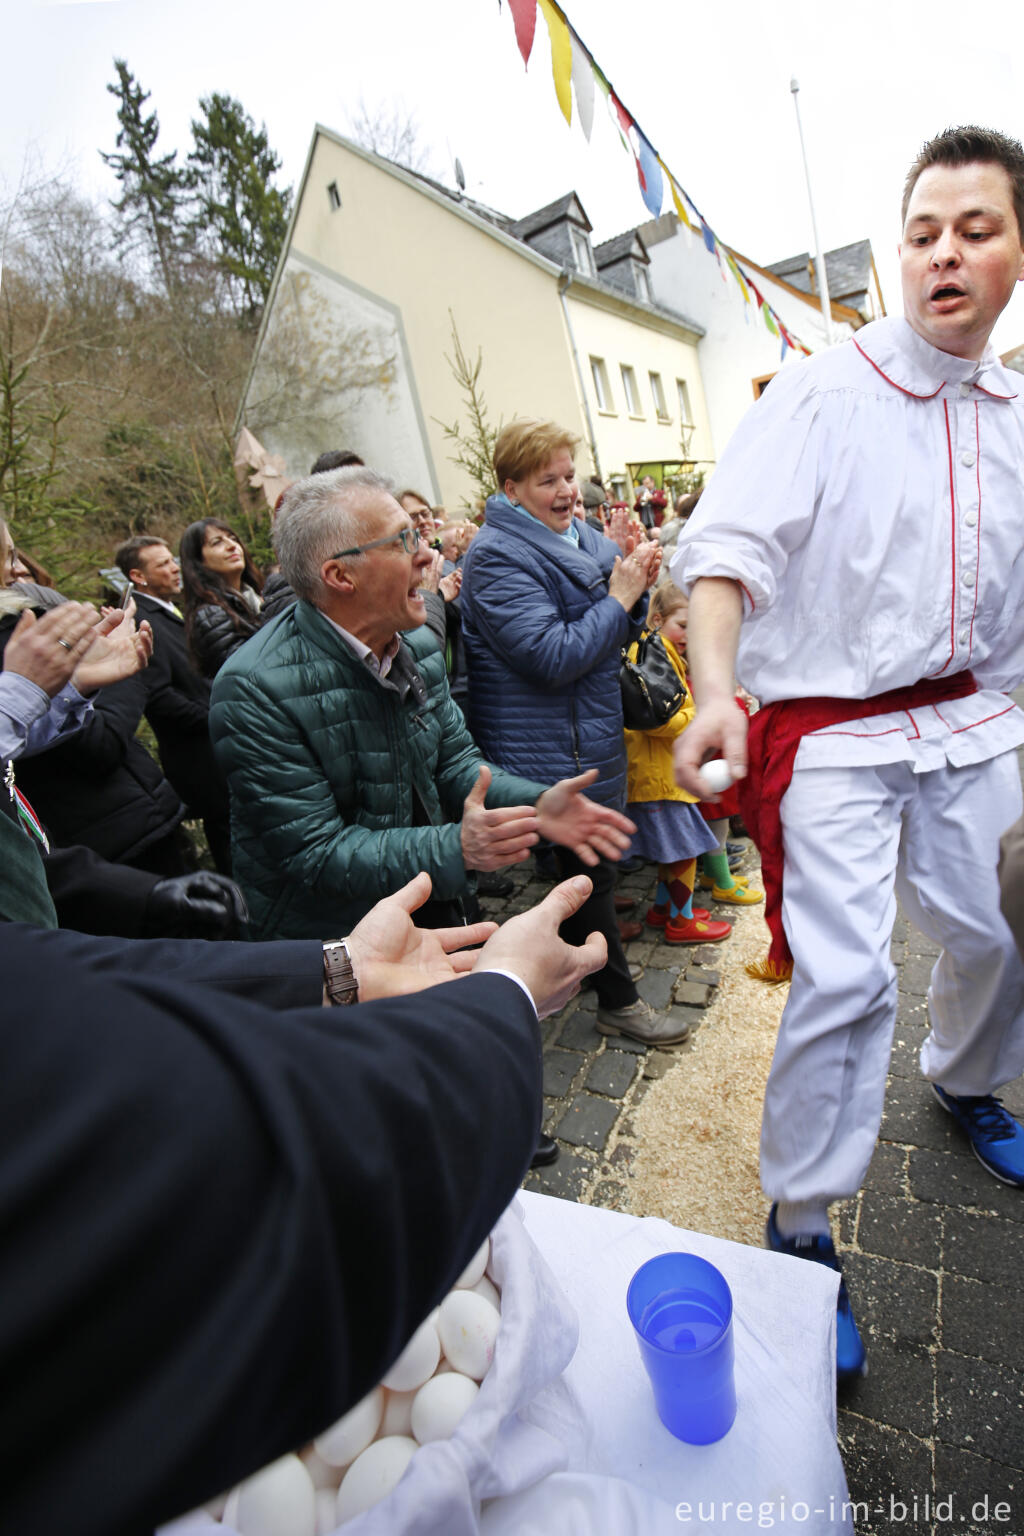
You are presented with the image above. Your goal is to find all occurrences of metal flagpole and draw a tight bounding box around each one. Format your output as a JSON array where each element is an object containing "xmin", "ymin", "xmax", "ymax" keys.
[{"xmin": 790, "ymin": 78, "xmax": 834, "ymax": 345}]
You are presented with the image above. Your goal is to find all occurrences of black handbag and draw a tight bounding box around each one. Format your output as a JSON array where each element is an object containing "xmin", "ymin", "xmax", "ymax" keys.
[{"xmin": 619, "ymin": 629, "xmax": 687, "ymax": 731}]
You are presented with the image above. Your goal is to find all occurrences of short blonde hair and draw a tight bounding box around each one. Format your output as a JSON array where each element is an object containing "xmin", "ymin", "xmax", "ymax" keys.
[
  {"xmin": 648, "ymin": 579, "xmax": 688, "ymax": 626},
  {"xmin": 493, "ymin": 418, "xmax": 581, "ymax": 488}
]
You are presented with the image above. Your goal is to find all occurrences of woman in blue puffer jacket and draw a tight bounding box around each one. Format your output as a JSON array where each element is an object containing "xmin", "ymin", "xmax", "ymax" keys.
[{"xmin": 460, "ymin": 419, "xmax": 682, "ymax": 1049}]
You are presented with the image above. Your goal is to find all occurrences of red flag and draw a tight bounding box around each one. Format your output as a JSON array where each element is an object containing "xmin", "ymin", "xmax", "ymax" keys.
[{"xmin": 507, "ymin": 0, "xmax": 537, "ymax": 66}]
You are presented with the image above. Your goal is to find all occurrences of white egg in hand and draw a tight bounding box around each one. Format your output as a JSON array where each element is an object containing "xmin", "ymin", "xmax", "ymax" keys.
[
  {"xmin": 410, "ymin": 1371, "xmax": 479, "ymax": 1444},
  {"xmin": 381, "ymin": 1313, "xmax": 440, "ymax": 1391},
  {"xmin": 453, "ymin": 1237, "xmax": 490, "ymax": 1290},
  {"xmin": 437, "ymin": 1290, "xmax": 500, "ymax": 1380},
  {"xmin": 335, "ymin": 1436, "xmax": 417, "ymax": 1524},
  {"xmin": 314, "ymin": 1386, "xmax": 383, "ymax": 1468},
  {"xmin": 229, "ymin": 1454, "xmax": 316, "ymax": 1536},
  {"xmin": 700, "ymin": 758, "xmax": 734, "ymax": 794}
]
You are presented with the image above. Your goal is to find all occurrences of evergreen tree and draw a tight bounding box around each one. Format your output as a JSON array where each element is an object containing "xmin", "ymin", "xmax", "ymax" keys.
[
  {"xmin": 187, "ymin": 93, "xmax": 292, "ymax": 324},
  {"xmin": 101, "ymin": 59, "xmax": 186, "ymax": 297}
]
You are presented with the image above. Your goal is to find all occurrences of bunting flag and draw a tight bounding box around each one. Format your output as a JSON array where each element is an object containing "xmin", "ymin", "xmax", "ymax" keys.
[
  {"xmin": 569, "ymin": 30, "xmax": 594, "ymax": 140},
  {"xmin": 635, "ymin": 131, "xmax": 663, "ymax": 218},
  {"xmin": 506, "ymin": 0, "xmax": 537, "ymax": 67},
  {"xmin": 537, "ymin": 0, "xmax": 573, "ymax": 124},
  {"xmin": 663, "ymin": 166, "xmax": 692, "ymax": 231},
  {"xmin": 496, "ymin": 0, "xmax": 816, "ymax": 357}
]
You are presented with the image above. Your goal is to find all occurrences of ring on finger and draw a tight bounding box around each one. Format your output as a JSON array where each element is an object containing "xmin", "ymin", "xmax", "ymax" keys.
[{"xmin": 57, "ymin": 638, "xmax": 75, "ymax": 652}]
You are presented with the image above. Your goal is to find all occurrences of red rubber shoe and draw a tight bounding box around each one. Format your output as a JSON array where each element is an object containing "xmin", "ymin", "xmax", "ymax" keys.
[{"xmin": 663, "ymin": 915, "xmax": 732, "ymax": 944}]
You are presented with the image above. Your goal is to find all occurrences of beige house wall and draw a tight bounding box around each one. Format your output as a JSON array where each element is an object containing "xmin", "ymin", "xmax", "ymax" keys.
[
  {"xmin": 565, "ymin": 291, "xmax": 710, "ymax": 498},
  {"xmin": 241, "ymin": 128, "xmax": 715, "ymax": 509},
  {"xmin": 254, "ymin": 131, "xmax": 584, "ymax": 508}
]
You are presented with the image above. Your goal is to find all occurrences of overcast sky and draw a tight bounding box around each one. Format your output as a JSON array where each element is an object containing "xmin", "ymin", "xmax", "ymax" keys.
[{"xmin": 5, "ymin": 0, "xmax": 1024, "ymax": 352}]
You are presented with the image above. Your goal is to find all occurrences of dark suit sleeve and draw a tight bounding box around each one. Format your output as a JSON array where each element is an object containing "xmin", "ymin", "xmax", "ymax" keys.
[
  {"xmin": 15, "ymin": 917, "xmax": 325, "ymax": 1006},
  {"xmin": 0, "ymin": 936, "xmax": 540, "ymax": 1536}
]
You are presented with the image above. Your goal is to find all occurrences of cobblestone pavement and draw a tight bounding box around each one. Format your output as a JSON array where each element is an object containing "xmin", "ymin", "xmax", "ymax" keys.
[{"xmin": 481, "ymin": 846, "xmax": 1024, "ymax": 1536}]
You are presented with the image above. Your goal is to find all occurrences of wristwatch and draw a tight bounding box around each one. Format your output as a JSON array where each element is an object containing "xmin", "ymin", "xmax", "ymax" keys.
[{"xmin": 322, "ymin": 939, "xmax": 359, "ymax": 1006}]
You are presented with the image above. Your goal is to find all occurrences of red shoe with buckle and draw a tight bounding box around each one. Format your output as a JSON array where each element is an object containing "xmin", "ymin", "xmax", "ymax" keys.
[{"xmin": 663, "ymin": 915, "xmax": 732, "ymax": 944}]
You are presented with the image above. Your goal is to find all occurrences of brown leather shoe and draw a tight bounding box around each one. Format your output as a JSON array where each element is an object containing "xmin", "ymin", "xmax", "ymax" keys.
[
  {"xmin": 617, "ymin": 918, "xmax": 644, "ymax": 942},
  {"xmin": 614, "ymin": 894, "xmax": 637, "ymax": 914}
]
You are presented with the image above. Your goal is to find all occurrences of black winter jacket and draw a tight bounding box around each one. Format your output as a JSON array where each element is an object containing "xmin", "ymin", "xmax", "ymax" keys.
[{"xmin": 188, "ymin": 590, "xmax": 263, "ymax": 679}]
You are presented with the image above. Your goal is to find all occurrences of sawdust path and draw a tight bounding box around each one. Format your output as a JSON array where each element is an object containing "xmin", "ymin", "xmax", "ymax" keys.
[{"xmin": 627, "ymin": 903, "xmax": 790, "ymax": 1247}]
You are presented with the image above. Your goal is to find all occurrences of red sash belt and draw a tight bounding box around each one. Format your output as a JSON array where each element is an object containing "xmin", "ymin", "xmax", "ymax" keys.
[{"xmin": 738, "ymin": 671, "xmax": 978, "ymax": 980}]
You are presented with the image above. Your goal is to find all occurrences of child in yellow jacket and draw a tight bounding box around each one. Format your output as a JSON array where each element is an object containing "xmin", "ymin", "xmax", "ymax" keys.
[{"xmin": 624, "ymin": 581, "xmax": 731, "ymax": 945}]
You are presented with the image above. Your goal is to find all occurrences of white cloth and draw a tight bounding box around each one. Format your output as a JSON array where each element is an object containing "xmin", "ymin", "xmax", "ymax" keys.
[
  {"xmin": 180, "ymin": 1196, "xmax": 849, "ymax": 1536},
  {"xmin": 765, "ymin": 754, "xmax": 1024, "ymax": 1203},
  {"xmin": 481, "ymin": 1194, "xmax": 850, "ymax": 1536},
  {"xmin": 671, "ymin": 316, "xmax": 1024, "ymax": 709}
]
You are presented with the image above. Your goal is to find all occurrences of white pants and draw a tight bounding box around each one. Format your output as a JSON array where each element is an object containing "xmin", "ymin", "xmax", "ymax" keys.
[{"xmin": 761, "ymin": 752, "xmax": 1024, "ymax": 1205}]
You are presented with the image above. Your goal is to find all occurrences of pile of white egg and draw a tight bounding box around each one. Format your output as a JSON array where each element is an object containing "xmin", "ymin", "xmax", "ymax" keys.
[{"xmin": 189, "ymin": 1235, "xmax": 500, "ymax": 1536}]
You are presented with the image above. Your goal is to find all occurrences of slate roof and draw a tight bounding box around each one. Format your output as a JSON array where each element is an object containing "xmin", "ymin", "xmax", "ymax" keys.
[
  {"xmin": 766, "ymin": 238, "xmax": 873, "ymax": 303},
  {"xmin": 509, "ymin": 192, "xmax": 591, "ymax": 241},
  {"xmin": 593, "ymin": 230, "xmax": 649, "ymax": 267}
]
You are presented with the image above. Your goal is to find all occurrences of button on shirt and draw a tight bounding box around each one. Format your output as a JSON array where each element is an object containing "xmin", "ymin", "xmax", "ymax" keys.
[{"xmin": 670, "ymin": 316, "xmax": 1024, "ymax": 772}]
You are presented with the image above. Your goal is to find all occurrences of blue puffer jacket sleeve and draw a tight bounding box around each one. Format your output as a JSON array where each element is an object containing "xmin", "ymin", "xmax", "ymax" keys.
[{"xmin": 460, "ymin": 498, "xmax": 645, "ymax": 808}]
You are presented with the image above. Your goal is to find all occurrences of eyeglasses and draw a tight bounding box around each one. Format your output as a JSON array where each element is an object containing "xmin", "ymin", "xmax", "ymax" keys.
[{"xmin": 331, "ymin": 527, "xmax": 423, "ymax": 560}]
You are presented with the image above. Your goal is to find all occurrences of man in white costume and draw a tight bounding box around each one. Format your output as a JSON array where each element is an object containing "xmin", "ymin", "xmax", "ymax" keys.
[{"xmin": 672, "ymin": 126, "xmax": 1024, "ymax": 1379}]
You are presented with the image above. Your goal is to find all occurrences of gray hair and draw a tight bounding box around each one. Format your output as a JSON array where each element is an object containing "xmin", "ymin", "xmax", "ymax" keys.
[{"xmin": 273, "ymin": 466, "xmax": 396, "ymax": 603}]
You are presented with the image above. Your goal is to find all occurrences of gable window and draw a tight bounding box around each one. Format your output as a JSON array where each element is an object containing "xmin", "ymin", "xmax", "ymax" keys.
[
  {"xmin": 621, "ymin": 364, "xmax": 642, "ymax": 417},
  {"xmin": 570, "ymin": 227, "xmax": 595, "ymax": 276},
  {"xmin": 649, "ymin": 371, "xmax": 669, "ymax": 421},
  {"xmin": 590, "ymin": 356, "xmax": 614, "ymax": 412},
  {"xmin": 327, "ymin": 181, "xmax": 341, "ymax": 211},
  {"xmin": 636, "ymin": 265, "xmax": 653, "ymax": 303}
]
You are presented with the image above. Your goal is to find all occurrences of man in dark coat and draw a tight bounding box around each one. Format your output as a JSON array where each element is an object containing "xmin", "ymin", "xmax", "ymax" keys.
[
  {"xmin": 116, "ymin": 536, "xmax": 232, "ymax": 872},
  {"xmin": 0, "ymin": 876, "xmax": 603, "ymax": 1536}
]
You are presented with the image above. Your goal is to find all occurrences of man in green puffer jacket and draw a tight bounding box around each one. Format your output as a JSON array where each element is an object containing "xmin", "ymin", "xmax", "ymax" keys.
[{"xmin": 210, "ymin": 467, "xmax": 634, "ymax": 941}]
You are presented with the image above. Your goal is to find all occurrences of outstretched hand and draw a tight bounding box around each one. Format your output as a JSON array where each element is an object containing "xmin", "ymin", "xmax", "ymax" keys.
[
  {"xmin": 535, "ymin": 769, "xmax": 635, "ymax": 866},
  {"xmin": 460, "ymin": 764, "xmax": 539, "ymax": 871},
  {"xmin": 345, "ymin": 871, "xmax": 499, "ymax": 1001},
  {"xmin": 475, "ymin": 875, "xmax": 606, "ymax": 1017}
]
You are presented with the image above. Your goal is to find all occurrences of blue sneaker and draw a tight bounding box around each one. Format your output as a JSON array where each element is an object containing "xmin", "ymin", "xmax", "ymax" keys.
[
  {"xmin": 766, "ymin": 1204, "xmax": 867, "ymax": 1382},
  {"xmin": 932, "ymin": 1086, "xmax": 1024, "ymax": 1186}
]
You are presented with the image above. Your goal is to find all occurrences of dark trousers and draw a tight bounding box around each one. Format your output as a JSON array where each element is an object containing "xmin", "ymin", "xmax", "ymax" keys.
[{"xmin": 554, "ymin": 848, "xmax": 637, "ymax": 1010}]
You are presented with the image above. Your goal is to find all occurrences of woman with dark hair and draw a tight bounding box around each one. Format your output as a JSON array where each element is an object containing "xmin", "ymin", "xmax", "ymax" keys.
[{"xmin": 180, "ymin": 518, "xmax": 264, "ymax": 678}]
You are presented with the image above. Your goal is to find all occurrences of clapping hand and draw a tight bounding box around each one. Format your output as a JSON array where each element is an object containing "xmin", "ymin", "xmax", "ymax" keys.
[
  {"xmin": 74, "ymin": 602, "xmax": 153, "ymax": 693},
  {"xmin": 3, "ymin": 603, "xmax": 103, "ymax": 696}
]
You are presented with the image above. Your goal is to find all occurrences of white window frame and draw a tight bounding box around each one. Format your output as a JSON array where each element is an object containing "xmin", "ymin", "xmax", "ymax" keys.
[
  {"xmin": 621, "ymin": 364, "xmax": 643, "ymax": 418},
  {"xmin": 590, "ymin": 356, "xmax": 614, "ymax": 413},
  {"xmin": 570, "ymin": 227, "xmax": 595, "ymax": 276},
  {"xmin": 649, "ymin": 370, "xmax": 669, "ymax": 421},
  {"xmin": 636, "ymin": 264, "xmax": 653, "ymax": 303}
]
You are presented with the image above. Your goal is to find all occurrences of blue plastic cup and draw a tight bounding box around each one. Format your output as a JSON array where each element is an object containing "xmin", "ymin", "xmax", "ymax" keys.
[{"xmin": 627, "ymin": 1251, "xmax": 737, "ymax": 1444}]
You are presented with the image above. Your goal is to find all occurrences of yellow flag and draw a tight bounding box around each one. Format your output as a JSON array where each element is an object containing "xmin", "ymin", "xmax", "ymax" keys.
[
  {"xmin": 538, "ymin": 0, "xmax": 573, "ymax": 124},
  {"xmin": 664, "ymin": 168, "xmax": 692, "ymax": 231}
]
